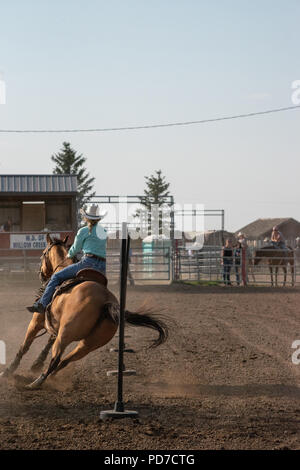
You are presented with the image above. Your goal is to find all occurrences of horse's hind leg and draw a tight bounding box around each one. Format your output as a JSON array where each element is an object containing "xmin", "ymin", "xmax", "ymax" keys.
[
  {"xmin": 30, "ymin": 335, "xmax": 55, "ymax": 373},
  {"xmin": 53, "ymin": 319, "xmax": 118, "ymax": 375},
  {"xmin": 283, "ymin": 266, "xmax": 287, "ymax": 287},
  {"xmin": 291, "ymin": 263, "xmax": 295, "ymax": 287},
  {"xmin": 26, "ymin": 335, "xmax": 67, "ymax": 389},
  {"xmin": 26, "ymin": 318, "xmax": 118, "ymax": 389},
  {"xmin": 0, "ymin": 313, "xmax": 45, "ymax": 378}
]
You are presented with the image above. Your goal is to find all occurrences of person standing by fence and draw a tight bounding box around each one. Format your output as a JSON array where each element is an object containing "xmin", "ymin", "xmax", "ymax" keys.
[
  {"xmin": 237, "ymin": 232, "xmax": 249, "ymax": 286},
  {"xmin": 222, "ymin": 239, "xmax": 233, "ymax": 286},
  {"xmin": 234, "ymin": 240, "xmax": 242, "ymax": 286}
]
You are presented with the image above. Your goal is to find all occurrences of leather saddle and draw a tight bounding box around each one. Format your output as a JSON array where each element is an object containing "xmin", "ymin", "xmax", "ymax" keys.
[
  {"xmin": 76, "ymin": 268, "xmax": 108, "ymax": 287},
  {"xmin": 49, "ymin": 268, "xmax": 108, "ymax": 304}
]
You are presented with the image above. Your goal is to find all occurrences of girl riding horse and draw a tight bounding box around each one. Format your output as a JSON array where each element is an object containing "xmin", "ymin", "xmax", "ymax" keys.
[
  {"xmin": 1, "ymin": 205, "xmax": 168, "ymax": 387},
  {"xmin": 27, "ymin": 203, "xmax": 107, "ymax": 314}
]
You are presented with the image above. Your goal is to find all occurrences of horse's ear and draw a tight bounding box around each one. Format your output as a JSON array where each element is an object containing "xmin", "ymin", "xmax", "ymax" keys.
[
  {"xmin": 62, "ymin": 235, "xmax": 69, "ymax": 245},
  {"xmin": 46, "ymin": 233, "xmax": 53, "ymax": 245}
]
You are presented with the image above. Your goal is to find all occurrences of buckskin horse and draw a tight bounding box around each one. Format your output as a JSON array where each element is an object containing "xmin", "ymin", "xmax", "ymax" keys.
[
  {"xmin": 0, "ymin": 234, "xmax": 168, "ymax": 388},
  {"xmin": 252, "ymin": 246, "xmax": 295, "ymax": 287}
]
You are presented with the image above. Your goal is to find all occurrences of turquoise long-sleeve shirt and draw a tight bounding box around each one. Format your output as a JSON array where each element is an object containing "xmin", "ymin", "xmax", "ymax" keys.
[{"xmin": 68, "ymin": 224, "xmax": 107, "ymax": 259}]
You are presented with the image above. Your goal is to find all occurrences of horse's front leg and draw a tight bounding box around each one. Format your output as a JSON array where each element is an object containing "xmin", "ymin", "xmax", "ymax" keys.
[
  {"xmin": 0, "ymin": 313, "xmax": 45, "ymax": 378},
  {"xmin": 269, "ymin": 266, "xmax": 273, "ymax": 286},
  {"xmin": 283, "ymin": 266, "xmax": 287, "ymax": 287},
  {"xmin": 275, "ymin": 267, "xmax": 278, "ymax": 287}
]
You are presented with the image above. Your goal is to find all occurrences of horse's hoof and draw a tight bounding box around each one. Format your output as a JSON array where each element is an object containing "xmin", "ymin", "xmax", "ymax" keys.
[{"xmin": 25, "ymin": 374, "xmax": 45, "ymax": 390}]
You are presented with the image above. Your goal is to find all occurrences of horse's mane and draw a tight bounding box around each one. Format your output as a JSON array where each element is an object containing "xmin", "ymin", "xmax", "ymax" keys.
[
  {"xmin": 50, "ymin": 237, "xmax": 65, "ymax": 246},
  {"xmin": 35, "ymin": 237, "xmax": 71, "ymax": 300}
]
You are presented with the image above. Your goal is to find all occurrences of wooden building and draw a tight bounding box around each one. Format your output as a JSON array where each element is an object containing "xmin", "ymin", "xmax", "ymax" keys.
[
  {"xmin": 236, "ymin": 218, "xmax": 300, "ymax": 246},
  {"xmin": 0, "ymin": 174, "xmax": 78, "ymax": 258}
]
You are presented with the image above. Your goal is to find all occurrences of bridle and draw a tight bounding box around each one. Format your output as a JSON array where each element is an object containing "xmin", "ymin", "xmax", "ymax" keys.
[{"xmin": 39, "ymin": 241, "xmax": 69, "ymax": 282}]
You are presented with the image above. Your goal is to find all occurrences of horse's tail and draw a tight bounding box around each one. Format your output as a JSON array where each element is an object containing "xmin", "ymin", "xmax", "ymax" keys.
[
  {"xmin": 103, "ymin": 302, "xmax": 168, "ymax": 348},
  {"xmin": 125, "ymin": 308, "xmax": 168, "ymax": 348}
]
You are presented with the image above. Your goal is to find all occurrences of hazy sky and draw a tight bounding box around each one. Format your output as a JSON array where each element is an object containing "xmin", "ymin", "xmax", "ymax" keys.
[{"xmin": 0, "ymin": 0, "xmax": 300, "ymax": 231}]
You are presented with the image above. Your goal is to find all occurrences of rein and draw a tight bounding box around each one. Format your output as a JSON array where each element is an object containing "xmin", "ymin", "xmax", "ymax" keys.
[
  {"xmin": 39, "ymin": 241, "xmax": 72, "ymax": 281},
  {"xmin": 52, "ymin": 259, "xmax": 71, "ymax": 274}
]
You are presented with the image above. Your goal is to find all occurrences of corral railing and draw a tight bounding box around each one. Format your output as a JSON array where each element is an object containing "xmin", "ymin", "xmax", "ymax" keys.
[
  {"xmin": 106, "ymin": 247, "xmax": 171, "ymax": 283},
  {"xmin": 0, "ymin": 249, "xmax": 42, "ymax": 279},
  {"xmin": 1, "ymin": 244, "xmax": 299, "ymax": 286},
  {"xmin": 0, "ymin": 246, "xmax": 172, "ymax": 283},
  {"xmin": 174, "ymin": 246, "xmax": 300, "ymax": 286}
]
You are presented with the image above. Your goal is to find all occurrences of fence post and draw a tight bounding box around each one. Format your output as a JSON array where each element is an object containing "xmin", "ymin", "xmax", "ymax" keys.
[
  {"xmin": 197, "ymin": 251, "xmax": 200, "ymax": 282},
  {"xmin": 241, "ymin": 246, "xmax": 247, "ymax": 286},
  {"xmin": 294, "ymin": 251, "xmax": 296, "ymax": 286},
  {"xmin": 23, "ymin": 250, "xmax": 27, "ymax": 281}
]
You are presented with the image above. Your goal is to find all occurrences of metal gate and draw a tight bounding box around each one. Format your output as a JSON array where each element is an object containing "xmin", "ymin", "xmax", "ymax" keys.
[
  {"xmin": 106, "ymin": 246, "xmax": 171, "ymax": 283},
  {"xmin": 174, "ymin": 246, "xmax": 300, "ymax": 286}
]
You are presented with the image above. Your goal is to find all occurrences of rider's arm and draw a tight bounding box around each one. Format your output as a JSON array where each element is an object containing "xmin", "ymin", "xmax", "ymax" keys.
[{"xmin": 67, "ymin": 227, "xmax": 87, "ymax": 258}]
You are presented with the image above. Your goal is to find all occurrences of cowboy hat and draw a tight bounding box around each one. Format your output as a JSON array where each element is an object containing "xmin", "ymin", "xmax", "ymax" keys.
[
  {"xmin": 80, "ymin": 204, "xmax": 107, "ymax": 220},
  {"xmin": 237, "ymin": 232, "xmax": 245, "ymax": 238}
]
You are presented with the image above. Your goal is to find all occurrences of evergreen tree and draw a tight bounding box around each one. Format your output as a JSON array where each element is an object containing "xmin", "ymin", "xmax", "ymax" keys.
[
  {"xmin": 140, "ymin": 170, "xmax": 170, "ymax": 209},
  {"xmin": 139, "ymin": 170, "xmax": 171, "ymax": 235},
  {"xmin": 51, "ymin": 142, "xmax": 95, "ymax": 207}
]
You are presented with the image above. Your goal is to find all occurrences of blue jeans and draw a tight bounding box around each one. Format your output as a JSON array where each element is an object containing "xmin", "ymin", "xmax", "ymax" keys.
[
  {"xmin": 272, "ymin": 241, "xmax": 286, "ymax": 250},
  {"xmin": 223, "ymin": 258, "xmax": 232, "ymax": 284},
  {"xmin": 40, "ymin": 256, "xmax": 106, "ymax": 307}
]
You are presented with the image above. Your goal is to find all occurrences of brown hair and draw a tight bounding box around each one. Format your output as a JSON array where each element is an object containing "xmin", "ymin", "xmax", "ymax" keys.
[{"xmin": 84, "ymin": 217, "xmax": 99, "ymax": 233}]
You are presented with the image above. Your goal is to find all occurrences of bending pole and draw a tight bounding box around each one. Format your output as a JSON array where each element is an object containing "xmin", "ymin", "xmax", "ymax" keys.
[
  {"xmin": 100, "ymin": 222, "xmax": 138, "ymax": 420},
  {"xmin": 115, "ymin": 224, "xmax": 128, "ymax": 411}
]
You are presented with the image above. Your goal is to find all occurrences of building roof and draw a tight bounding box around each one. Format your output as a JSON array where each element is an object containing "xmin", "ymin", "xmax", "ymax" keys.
[
  {"xmin": 0, "ymin": 175, "xmax": 77, "ymax": 194},
  {"xmin": 236, "ymin": 218, "xmax": 298, "ymax": 239}
]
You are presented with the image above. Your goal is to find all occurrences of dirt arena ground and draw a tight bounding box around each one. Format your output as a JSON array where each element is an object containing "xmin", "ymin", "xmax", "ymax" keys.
[{"xmin": 0, "ymin": 279, "xmax": 300, "ymax": 450}]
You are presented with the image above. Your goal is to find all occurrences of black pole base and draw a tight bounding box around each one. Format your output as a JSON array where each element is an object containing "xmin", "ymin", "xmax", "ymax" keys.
[
  {"xmin": 100, "ymin": 409, "xmax": 139, "ymax": 421},
  {"xmin": 109, "ymin": 347, "xmax": 135, "ymax": 353},
  {"xmin": 106, "ymin": 369, "xmax": 136, "ymax": 377}
]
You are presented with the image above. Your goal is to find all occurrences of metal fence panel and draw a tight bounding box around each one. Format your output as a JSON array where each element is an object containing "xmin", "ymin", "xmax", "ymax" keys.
[
  {"xmin": 106, "ymin": 247, "xmax": 171, "ymax": 282},
  {"xmin": 174, "ymin": 246, "xmax": 300, "ymax": 286},
  {"xmin": 0, "ymin": 247, "xmax": 172, "ymax": 283}
]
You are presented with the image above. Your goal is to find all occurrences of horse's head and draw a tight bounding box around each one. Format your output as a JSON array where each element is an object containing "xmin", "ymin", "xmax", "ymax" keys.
[{"xmin": 39, "ymin": 233, "xmax": 69, "ymax": 282}]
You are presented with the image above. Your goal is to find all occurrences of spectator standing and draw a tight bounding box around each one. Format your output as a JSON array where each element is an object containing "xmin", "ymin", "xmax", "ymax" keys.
[
  {"xmin": 3, "ymin": 216, "xmax": 12, "ymax": 232},
  {"xmin": 237, "ymin": 232, "xmax": 249, "ymax": 285},
  {"xmin": 222, "ymin": 239, "xmax": 233, "ymax": 286},
  {"xmin": 234, "ymin": 241, "xmax": 242, "ymax": 286}
]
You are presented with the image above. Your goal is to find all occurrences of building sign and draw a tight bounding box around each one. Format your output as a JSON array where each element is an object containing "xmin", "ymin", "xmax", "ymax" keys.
[{"xmin": 10, "ymin": 233, "xmax": 60, "ymax": 250}]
